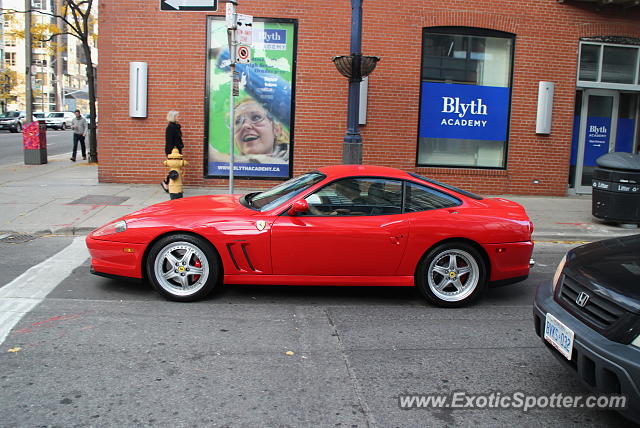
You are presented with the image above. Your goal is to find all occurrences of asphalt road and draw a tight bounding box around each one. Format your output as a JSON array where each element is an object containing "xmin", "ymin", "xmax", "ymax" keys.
[
  {"xmin": 0, "ymin": 128, "xmax": 77, "ymax": 166},
  {"xmin": 0, "ymin": 238, "xmax": 635, "ymax": 428}
]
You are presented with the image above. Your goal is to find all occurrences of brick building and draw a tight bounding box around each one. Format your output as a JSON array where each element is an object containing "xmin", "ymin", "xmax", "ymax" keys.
[{"xmin": 97, "ymin": 0, "xmax": 640, "ymax": 195}]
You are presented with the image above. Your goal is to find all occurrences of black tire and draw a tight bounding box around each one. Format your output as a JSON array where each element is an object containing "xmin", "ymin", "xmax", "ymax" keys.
[
  {"xmin": 16, "ymin": 123, "xmax": 22, "ymax": 133},
  {"xmin": 60, "ymin": 123, "xmax": 66, "ymax": 130},
  {"xmin": 415, "ymin": 242, "xmax": 487, "ymax": 308},
  {"xmin": 146, "ymin": 233, "xmax": 222, "ymax": 302},
  {"xmin": 10, "ymin": 125, "xmax": 18, "ymax": 133}
]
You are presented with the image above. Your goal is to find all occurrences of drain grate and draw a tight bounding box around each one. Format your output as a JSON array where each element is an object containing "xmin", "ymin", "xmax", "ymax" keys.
[
  {"xmin": 68, "ymin": 195, "xmax": 130, "ymax": 205},
  {"xmin": 0, "ymin": 233, "xmax": 39, "ymax": 244}
]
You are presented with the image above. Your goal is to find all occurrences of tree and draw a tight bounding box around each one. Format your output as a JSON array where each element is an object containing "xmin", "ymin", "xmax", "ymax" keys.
[
  {"xmin": 0, "ymin": 69, "xmax": 19, "ymax": 113},
  {"xmin": 2, "ymin": 0, "xmax": 98, "ymax": 162}
]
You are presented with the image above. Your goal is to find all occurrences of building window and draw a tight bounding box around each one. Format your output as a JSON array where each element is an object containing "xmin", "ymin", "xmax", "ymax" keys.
[
  {"xmin": 578, "ymin": 42, "xmax": 640, "ymax": 86},
  {"xmin": 34, "ymin": 54, "xmax": 48, "ymax": 67},
  {"xmin": 32, "ymin": 0, "xmax": 43, "ymax": 10},
  {"xmin": 4, "ymin": 38, "xmax": 16, "ymax": 48},
  {"xmin": 417, "ymin": 27, "xmax": 515, "ymax": 169},
  {"xmin": 5, "ymin": 52, "xmax": 16, "ymax": 67}
]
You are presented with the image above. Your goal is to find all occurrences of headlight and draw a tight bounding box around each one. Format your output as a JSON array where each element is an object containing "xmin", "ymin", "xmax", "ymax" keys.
[
  {"xmin": 93, "ymin": 220, "xmax": 127, "ymax": 237},
  {"xmin": 632, "ymin": 335, "xmax": 640, "ymax": 348},
  {"xmin": 551, "ymin": 254, "xmax": 567, "ymax": 291}
]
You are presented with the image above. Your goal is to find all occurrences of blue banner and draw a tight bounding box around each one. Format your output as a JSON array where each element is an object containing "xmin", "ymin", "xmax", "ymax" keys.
[
  {"xmin": 584, "ymin": 116, "xmax": 611, "ymax": 167},
  {"xmin": 419, "ymin": 82, "xmax": 510, "ymax": 141},
  {"xmin": 615, "ymin": 118, "xmax": 635, "ymax": 153}
]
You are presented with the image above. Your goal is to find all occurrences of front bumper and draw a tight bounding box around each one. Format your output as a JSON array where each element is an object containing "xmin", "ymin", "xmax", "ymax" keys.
[
  {"xmin": 86, "ymin": 234, "xmax": 146, "ymax": 279},
  {"xmin": 534, "ymin": 280, "xmax": 640, "ymax": 423}
]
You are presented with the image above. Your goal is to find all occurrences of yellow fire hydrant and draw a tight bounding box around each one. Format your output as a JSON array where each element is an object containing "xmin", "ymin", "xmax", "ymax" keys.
[{"xmin": 163, "ymin": 147, "xmax": 188, "ymax": 199}]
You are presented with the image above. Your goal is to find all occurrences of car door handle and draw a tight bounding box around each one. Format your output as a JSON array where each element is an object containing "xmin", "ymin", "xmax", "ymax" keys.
[{"xmin": 389, "ymin": 234, "xmax": 404, "ymax": 245}]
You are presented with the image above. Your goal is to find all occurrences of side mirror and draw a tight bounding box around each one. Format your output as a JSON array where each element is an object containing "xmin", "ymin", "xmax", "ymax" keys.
[{"xmin": 288, "ymin": 199, "xmax": 308, "ymax": 216}]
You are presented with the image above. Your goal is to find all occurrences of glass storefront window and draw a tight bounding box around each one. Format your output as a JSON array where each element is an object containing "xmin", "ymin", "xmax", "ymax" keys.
[
  {"xmin": 579, "ymin": 44, "xmax": 600, "ymax": 82},
  {"xmin": 602, "ymin": 46, "xmax": 637, "ymax": 84},
  {"xmin": 418, "ymin": 27, "xmax": 514, "ymax": 168},
  {"xmin": 579, "ymin": 42, "xmax": 640, "ymax": 85}
]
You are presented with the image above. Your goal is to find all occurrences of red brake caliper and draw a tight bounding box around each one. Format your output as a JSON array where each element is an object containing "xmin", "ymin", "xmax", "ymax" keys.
[{"xmin": 193, "ymin": 259, "xmax": 201, "ymax": 283}]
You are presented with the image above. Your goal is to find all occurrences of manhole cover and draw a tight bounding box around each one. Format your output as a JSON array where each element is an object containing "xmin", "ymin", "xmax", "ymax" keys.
[
  {"xmin": 68, "ymin": 195, "xmax": 130, "ymax": 205},
  {"xmin": 0, "ymin": 233, "xmax": 39, "ymax": 244}
]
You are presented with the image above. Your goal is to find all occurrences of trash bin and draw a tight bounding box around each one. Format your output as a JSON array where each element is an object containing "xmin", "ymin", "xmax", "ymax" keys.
[
  {"xmin": 23, "ymin": 121, "xmax": 47, "ymax": 165},
  {"xmin": 592, "ymin": 152, "xmax": 640, "ymax": 224}
]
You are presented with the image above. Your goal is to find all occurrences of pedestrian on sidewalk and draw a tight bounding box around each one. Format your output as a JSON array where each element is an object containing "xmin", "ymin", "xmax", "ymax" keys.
[
  {"xmin": 162, "ymin": 110, "xmax": 184, "ymax": 192},
  {"xmin": 70, "ymin": 109, "xmax": 88, "ymax": 162}
]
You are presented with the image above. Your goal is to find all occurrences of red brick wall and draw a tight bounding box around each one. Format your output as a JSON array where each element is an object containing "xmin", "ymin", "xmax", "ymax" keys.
[{"xmin": 97, "ymin": 1, "xmax": 640, "ymax": 195}]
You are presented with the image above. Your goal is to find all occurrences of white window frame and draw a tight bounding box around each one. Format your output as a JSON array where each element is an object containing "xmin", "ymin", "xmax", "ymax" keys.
[{"xmin": 577, "ymin": 41, "xmax": 640, "ymax": 91}]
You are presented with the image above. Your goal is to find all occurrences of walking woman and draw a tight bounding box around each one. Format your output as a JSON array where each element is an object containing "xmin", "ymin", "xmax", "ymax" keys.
[{"xmin": 161, "ymin": 110, "xmax": 184, "ymax": 192}]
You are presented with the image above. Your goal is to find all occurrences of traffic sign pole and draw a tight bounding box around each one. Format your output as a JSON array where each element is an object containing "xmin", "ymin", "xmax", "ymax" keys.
[{"xmin": 226, "ymin": 1, "xmax": 237, "ymax": 194}]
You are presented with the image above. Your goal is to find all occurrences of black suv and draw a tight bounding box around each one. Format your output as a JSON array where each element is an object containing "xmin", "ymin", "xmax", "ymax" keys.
[
  {"xmin": 534, "ymin": 234, "xmax": 640, "ymax": 423},
  {"xmin": 0, "ymin": 111, "xmax": 25, "ymax": 133}
]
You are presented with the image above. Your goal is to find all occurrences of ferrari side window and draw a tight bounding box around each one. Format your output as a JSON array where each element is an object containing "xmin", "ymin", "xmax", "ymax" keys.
[
  {"xmin": 304, "ymin": 178, "xmax": 402, "ymax": 216},
  {"xmin": 404, "ymin": 182, "xmax": 461, "ymax": 212}
]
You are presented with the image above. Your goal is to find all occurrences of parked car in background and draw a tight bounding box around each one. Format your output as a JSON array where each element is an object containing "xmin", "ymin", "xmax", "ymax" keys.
[
  {"xmin": 45, "ymin": 111, "xmax": 74, "ymax": 130},
  {"xmin": 87, "ymin": 165, "xmax": 535, "ymax": 305},
  {"xmin": 534, "ymin": 234, "xmax": 640, "ymax": 423},
  {"xmin": 0, "ymin": 111, "xmax": 26, "ymax": 133},
  {"xmin": 33, "ymin": 112, "xmax": 47, "ymax": 122}
]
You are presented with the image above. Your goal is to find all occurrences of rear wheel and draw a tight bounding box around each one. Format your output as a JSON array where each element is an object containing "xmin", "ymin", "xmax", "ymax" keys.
[
  {"xmin": 146, "ymin": 234, "xmax": 222, "ymax": 302},
  {"xmin": 416, "ymin": 242, "xmax": 487, "ymax": 307}
]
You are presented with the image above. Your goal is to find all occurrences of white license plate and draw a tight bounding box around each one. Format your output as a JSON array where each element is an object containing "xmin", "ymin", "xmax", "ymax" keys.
[{"xmin": 544, "ymin": 313, "xmax": 574, "ymax": 360}]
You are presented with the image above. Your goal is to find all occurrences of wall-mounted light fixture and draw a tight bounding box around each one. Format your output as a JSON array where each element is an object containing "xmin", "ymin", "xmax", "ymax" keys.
[
  {"xmin": 536, "ymin": 81, "xmax": 554, "ymax": 134},
  {"xmin": 129, "ymin": 62, "xmax": 148, "ymax": 118}
]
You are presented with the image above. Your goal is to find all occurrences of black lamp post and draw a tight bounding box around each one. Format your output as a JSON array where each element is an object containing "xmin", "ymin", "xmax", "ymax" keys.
[{"xmin": 332, "ymin": 0, "xmax": 379, "ymax": 164}]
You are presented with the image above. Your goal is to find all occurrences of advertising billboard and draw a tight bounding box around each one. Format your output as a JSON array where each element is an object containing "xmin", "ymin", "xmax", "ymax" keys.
[{"xmin": 206, "ymin": 17, "xmax": 297, "ymax": 179}]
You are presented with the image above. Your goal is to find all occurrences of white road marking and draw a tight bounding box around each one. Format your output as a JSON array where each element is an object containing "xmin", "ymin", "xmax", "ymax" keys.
[{"xmin": 0, "ymin": 236, "xmax": 88, "ymax": 345}]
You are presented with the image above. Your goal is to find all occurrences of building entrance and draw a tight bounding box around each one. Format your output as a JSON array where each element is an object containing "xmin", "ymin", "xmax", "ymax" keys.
[{"xmin": 570, "ymin": 89, "xmax": 639, "ymax": 194}]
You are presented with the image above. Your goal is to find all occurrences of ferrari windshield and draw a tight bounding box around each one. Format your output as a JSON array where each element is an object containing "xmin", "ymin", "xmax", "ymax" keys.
[{"xmin": 245, "ymin": 172, "xmax": 325, "ymax": 211}]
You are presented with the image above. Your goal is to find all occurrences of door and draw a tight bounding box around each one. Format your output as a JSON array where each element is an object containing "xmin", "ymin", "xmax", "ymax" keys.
[
  {"xmin": 270, "ymin": 177, "xmax": 409, "ymax": 276},
  {"xmin": 270, "ymin": 215, "xmax": 409, "ymax": 276},
  {"xmin": 573, "ymin": 90, "xmax": 640, "ymax": 194},
  {"xmin": 574, "ymin": 89, "xmax": 619, "ymax": 194}
]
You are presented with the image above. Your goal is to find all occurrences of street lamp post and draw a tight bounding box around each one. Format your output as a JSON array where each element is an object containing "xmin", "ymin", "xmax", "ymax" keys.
[
  {"xmin": 333, "ymin": 0, "xmax": 379, "ymax": 165},
  {"xmin": 24, "ymin": 0, "xmax": 33, "ymax": 122},
  {"xmin": 343, "ymin": 0, "xmax": 363, "ymax": 165}
]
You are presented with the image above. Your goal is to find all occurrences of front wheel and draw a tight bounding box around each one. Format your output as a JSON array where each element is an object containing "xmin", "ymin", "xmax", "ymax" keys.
[
  {"xmin": 60, "ymin": 123, "xmax": 66, "ymax": 130},
  {"xmin": 146, "ymin": 234, "xmax": 222, "ymax": 302},
  {"xmin": 415, "ymin": 242, "xmax": 487, "ymax": 307},
  {"xmin": 16, "ymin": 123, "xmax": 22, "ymax": 133}
]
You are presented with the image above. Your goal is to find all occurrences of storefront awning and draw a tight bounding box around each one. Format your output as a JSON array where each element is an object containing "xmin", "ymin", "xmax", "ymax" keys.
[
  {"xmin": 558, "ymin": 0, "xmax": 640, "ymax": 8},
  {"xmin": 64, "ymin": 88, "xmax": 89, "ymax": 100}
]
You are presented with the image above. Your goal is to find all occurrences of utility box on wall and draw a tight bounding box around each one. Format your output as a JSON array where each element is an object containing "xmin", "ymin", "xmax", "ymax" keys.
[{"xmin": 129, "ymin": 62, "xmax": 148, "ymax": 118}]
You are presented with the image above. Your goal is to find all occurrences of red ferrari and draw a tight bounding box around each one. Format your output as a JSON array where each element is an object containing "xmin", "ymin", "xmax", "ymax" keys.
[{"xmin": 86, "ymin": 165, "xmax": 534, "ymax": 307}]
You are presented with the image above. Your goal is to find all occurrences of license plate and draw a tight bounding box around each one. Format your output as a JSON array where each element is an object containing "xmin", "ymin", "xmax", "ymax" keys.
[{"xmin": 544, "ymin": 313, "xmax": 574, "ymax": 360}]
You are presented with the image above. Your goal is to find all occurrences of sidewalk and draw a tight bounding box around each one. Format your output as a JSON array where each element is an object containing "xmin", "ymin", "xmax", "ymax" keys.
[{"xmin": 0, "ymin": 155, "xmax": 637, "ymax": 242}]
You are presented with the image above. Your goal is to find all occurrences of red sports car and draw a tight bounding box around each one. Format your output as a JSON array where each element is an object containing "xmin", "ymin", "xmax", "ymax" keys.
[{"xmin": 86, "ymin": 165, "xmax": 534, "ymax": 306}]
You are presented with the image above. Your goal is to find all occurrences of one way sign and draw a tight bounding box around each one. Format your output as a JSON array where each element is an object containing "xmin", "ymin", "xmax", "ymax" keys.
[{"xmin": 161, "ymin": 0, "xmax": 218, "ymax": 11}]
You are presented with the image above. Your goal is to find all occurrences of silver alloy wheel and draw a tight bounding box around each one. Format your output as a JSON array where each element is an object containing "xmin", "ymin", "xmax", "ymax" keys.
[
  {"xmin": 427, "ymin": 249, "xmax": 479, "ymax": 302},
  {"xmin": 153, "ymin": 241, "xmax": 210, "ymax": 297}
]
